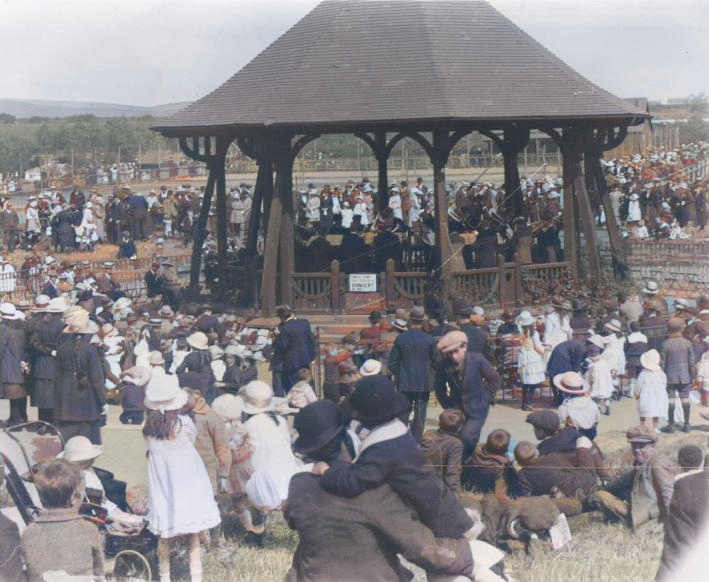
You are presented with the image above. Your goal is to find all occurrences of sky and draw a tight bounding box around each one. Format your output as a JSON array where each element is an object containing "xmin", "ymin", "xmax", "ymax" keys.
[{"xmin": 1, "ymin": 0, "xmax": 707, "ymax": 107}]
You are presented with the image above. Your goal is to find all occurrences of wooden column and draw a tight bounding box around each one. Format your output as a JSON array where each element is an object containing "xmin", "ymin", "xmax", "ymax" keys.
[
  {"xmin": 375, "ymin": 130, "xmax": 389, "ymax": 212},
  {"xmin": 276, "ymin": 154, "xmax": 295, "ymax": 306},
  {"xmin": 500, "ymin": 126, "xmax": 530, "ymax": 217},
  {"xmin": 246, "ymin": 160, "xmax": 272, "ymax": 257},
  {"xmin": 190, "ymin": 166, "xmax": 216, "ymax": 290},
  {"xmin": 432, "ymin": 128, "xmax": 454, "ymax": 276},
  {"xmin": 215, "ymin": 136, "xmax": 229, "ymax": 294},
  {"xmin": 560, "ymin": 142, "xmax": 578, "ymax": 274},
  {"xmin": 261, "ymin": 181, "xmax": 283, "ymax": 317}
]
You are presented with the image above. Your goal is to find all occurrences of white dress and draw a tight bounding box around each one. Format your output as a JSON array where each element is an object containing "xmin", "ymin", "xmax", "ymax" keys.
[
  {"xmin": 636, "ymin": 369, "xmax": 669, "ymax": 418},
  {"xmin": 244, "ymin": 412, "xmax": 302, "ymax": 511},
  {"xmin": 146, "ymin": 415, "xmax": 221, "ymax": 538},
  {"xmin": 586, "ymin": 358, "xmax": 614, "ymax": 400},
  {"xmin": 517, "ymin": 331, "xmax": 545, "ymax": 385}
]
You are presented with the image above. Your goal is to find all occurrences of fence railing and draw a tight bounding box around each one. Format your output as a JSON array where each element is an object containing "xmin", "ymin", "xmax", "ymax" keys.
[{"xmin": 289, "ymin": 261, "xmax": 343, "ymax": 313}]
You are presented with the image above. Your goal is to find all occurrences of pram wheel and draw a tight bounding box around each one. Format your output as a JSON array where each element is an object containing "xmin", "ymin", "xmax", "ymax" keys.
[{"xmin": 112, "ymin": 549, "xmax": 152, "ymax": 581}]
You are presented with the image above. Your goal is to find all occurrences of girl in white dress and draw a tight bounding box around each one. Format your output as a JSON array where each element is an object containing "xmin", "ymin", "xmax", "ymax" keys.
[
  {"xmin": 515, "ymin": 310, "xmax": 545, "ymax": 411},
  {"xmin": 586, "ymin": 334, "xmax": 614, "ymax": 415},
  {"xmin": 635, "ymin": 349, "xmax": 668, "ymax": 433},
  {"xmin": 143, "ymin": 370, "xmax": 221, "ymax": 582},
  {"xmin": 241, "ymin": 380, "xmax": 301, "ymax": 546}
]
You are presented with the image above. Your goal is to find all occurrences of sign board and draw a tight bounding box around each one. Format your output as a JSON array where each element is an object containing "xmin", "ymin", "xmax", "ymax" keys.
[{"xmin": 348, "ymin": 273, "xmax": 377, "ymax": 293}]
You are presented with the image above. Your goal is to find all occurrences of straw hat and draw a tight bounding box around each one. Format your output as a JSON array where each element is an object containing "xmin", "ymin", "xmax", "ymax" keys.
[
  {"xmin": 112, "ymin": 297, "xmax": 132, "ymax": 312},
  {"xmin": 148, "ymin": 351, "xmax": 166, "ymax": 366},
  {"xmin": 603, "ymin": 319, "xmax": 623, "ymax": 334},
  {"xmin": 392, "ymin": 318, "xmax": 408, "ymax": 332},
  {"xmin": 359, "ymin": 359, "xmax": 383, "ymax": 376},
  {"xmin": 515, "ymin": 310, "xmax": 535, "ymax": 328},
  {"xmin": 47, "ymin": 297, "xmax": 69, "ymax": 313},
  {"xmin": 209, "ymin": 345, "xmax": 225, "ymax": 360},
  {"xmin": 60, "ymin": 436, "xmax": 103, "ymax": 462},
  {"xmin": 187, "ymin": 331, "xmax": 209, "ymax": 350},
  {"xmin": 242, "ymin": 381, "xmax": 275, "ymax": 415},
  {"xmin": 640, "ymin": 349, "xmax": 661, "ymax": 372},
  {"xmin": 553, "ymin": 371, "xmax": 586, "ymax": 395},
  {"xmin": 211, "ymin": 394, "xmax": 245, "ymax": 422},
  {"xmin": 158, "ymin": 305, "xmax": 174, "ymax": 318},
  {"xmin": 641, "ymin": 280, "xmax": 659, "ymax": 295},
  {"xmin": 144, "ymin": 370, "xmax": 188, "ymax": 411},
  {"xmin": 34, "ymin": 295, "xmax": 51, "ymax": 308},
  {"xmin": 62, "ymin": 307, "xmax": 98, "ymax": 334},
  {"xmin": 0, "ymin": 303, "xmax": 20, "ymax": 320}
]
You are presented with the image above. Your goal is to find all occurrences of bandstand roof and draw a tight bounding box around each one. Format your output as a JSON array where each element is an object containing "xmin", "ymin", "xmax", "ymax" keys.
[{"xmin": 153, "ymin": 0, "xmax": 649, "ymax": 137}]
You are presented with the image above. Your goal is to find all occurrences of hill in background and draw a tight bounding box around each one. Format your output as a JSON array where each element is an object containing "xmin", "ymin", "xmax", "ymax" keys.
[{"xmin": 0, "ymin": 98, "xmax": 190, "ymax": 119}]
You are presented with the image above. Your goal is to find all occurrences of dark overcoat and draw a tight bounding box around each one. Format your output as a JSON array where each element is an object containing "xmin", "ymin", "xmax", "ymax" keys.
[{"xmin": 54, "ymin": 334, "xmax": 106, "ymax": 422}]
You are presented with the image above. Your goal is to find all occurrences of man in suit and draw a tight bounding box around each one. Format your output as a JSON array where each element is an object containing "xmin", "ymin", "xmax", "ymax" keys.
[
  {"xmin": 661, "ymin": 317, "xmax": 696, "ymax": 433},
  {"xmin": 272, "ymin": 304, "xmax": 316, "ymax": 395},
  {"xmin": 388, "ymin": 306, "xmax": 436, "ymax": 441}
]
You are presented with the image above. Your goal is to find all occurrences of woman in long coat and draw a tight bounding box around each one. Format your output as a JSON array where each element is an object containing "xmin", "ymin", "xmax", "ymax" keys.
[
  {"xmin": 29, "ymin": 300, "xmax": 67, "ymax": 424},
  {"xmin": 0, "ymin": 303, "xmax": 28, "ymax": 426},
  {"xmin": 54, "ymin": 310, "xmax": 106, "ymax": 444}
]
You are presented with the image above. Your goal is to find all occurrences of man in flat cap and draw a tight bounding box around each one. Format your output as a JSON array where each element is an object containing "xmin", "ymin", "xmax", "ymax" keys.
[
  {"xmin": 590, "ymin": 425, "xmax": 675, "ymax": 530},
  {"xmin": 428, "ymin": 330, "xmax": 500, "ymax": 458}
]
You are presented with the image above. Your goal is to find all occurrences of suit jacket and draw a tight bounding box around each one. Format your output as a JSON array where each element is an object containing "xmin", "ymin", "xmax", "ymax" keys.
[
  {"xmin": 431, "ymin": 352, "xmax": 500, "ymax": 421},
  {"xmin": 285, "ymin": 473, "xmax": 474, "ymax": 582},
  {"xmin": 656, "ymin": 470, "xmax": 709, "ymax": 581},
  {"xmin": 389, "ymin": 329, "xmax": 436, "ymax": 391},
  {"xmin": 661, "ymin": 335, "xmax": 696, "ymax": 384},
  {"xmin": 273, "ymin": 317, "xmax": 316, "ymax": 373},
  {"xmin": 421, "ymin": 430, "xmax": 465, "ymax": 492},
  {"xmin": 459, "ymin": 322, "xmax": 488, "ymax": 355},
  {"xmin": 514, "ymin": 452, "xmax": 597, "ymax": 498}
]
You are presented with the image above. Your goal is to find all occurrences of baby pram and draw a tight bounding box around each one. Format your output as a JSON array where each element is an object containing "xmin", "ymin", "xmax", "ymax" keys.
[{"xmin": 0, "ymin": 421, "xmax": 158, "ymax": 580}]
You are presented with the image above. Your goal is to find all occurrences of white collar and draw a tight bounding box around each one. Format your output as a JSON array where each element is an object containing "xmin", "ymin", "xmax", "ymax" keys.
[{"xmin": 356, "ymin": 418, "xmax": 408, "ymax": 459}]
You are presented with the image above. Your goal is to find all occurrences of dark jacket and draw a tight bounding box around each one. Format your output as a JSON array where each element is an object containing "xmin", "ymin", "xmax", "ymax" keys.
[
  {"xmin": 320, "ymin": 432, "xmax": 473, "ymax": 539},
  {"xmin": 273, "ymin": 317, "xmax": 316, "ymax": 373},
  {"xmin": 546, "ymin": 338, "xmax": 588, "ymax": 379},
  {"xmin": 285, "ymin": 474, "xmax": 474, "ymax": 582},
  {"xmin": 29, "ymin": 313, "xmax": 64, "ymax": 408},
  {"xmin": 421, "ymin": 429, "xmax": 465, "ymax": 492},
  {"xmin": 54, "ymin": 334, "xmax": 106, "ymax": 422},
  {"xmin": 463, "ymin": 444, "xmax": 518, "ymax": 495},
  {"xmin": 661, "ymin": 334, "xmax": 696, "ymax": 384},
  {"xmin": 431, "ymin": 352, "xmax": 500, "ymax": 421},
  {"xmin": 656, "ymin": 470, "xmax": 709, "ymax": 581},
  {"xmin": 514, "ymin": 451, "xmax": 598, "ymax": 498},
  {"xmin": 388, "ymin": 329, "xmax": 436, "ymax": 392},
  {"xmin": 0, "ymin": 318, "xmax": 27, "ymax": 385},
  {"xmin": 459, "ymin": 322, "xmax": 488, "ymax": 355}
]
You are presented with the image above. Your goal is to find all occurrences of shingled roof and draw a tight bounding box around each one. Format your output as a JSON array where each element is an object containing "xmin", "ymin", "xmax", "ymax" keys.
[{"xmin": 154, "ymin": 0, "xmax": 648, "ymax": 135}]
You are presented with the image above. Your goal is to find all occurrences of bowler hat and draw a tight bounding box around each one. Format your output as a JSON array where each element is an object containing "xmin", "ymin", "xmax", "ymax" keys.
[
  {"xmin": 349, "ymin": 375, "xmax": 410, "ymax": 425},
  {"xmin": 293, "ymin": 400, "xmax": 345, "ymax": 454}
]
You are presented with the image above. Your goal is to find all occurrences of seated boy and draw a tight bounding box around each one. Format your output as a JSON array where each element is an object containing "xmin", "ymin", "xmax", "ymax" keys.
[
  {"xmin": 463, "ymin": 428, "xmax": 517, "ymax": 496},
  {"xmin": 21, "ymin": 458, "xmax": 105, "ymax": 582},
  {"xmin": 316, "ymin": 375, "xmax": 474, "ymax": 539},
  {"xmin": 421, "ymin": 409, "xmax": 466, "ymax": 492}
]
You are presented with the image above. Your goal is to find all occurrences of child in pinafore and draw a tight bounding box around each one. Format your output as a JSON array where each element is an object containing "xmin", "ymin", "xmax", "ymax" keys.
[
  {"xmin": 635, "ymin": 349, "xmax": 669, "ymax": 433},
  {"xmin": 143, "ymin": 369, "xmax": 221, "ymax": 582}
]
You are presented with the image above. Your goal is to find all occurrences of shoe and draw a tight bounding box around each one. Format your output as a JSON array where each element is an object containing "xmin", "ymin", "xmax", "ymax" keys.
[
  {"xmin": 661, "ymin": 424, "xmax": 675, "ymax": 434},
  {"xmin": 682, "ymin": 423, "xmax": 691, "ymax": 433},
  {"xmin": 521, "ymin": 404, "xmax": 533, "ymax": 411},
  {"xmin": 243, "ymin": 531, "xmax": 264, "ymax": 548}
]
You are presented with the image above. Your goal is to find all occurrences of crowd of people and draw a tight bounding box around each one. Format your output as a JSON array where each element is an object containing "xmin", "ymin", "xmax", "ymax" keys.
[
  {"xmin": 1, "ymin": 269, "xmax": 709, "ymax": 581},
  {"xmin": 599, "ymin": 143, "xmax": 709, "ymax": 240}
]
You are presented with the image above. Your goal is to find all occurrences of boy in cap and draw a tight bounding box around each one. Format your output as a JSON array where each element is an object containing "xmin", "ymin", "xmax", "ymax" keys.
[
  {"xmin": 421, "ymin": 409, "xmax": 466, "ymax": 492},
  {"xmin": 316, "ymin": 375, "xmax": 474, "ymax": 539},
  {"xmin": 661, "ymin": 317, "xmax": 696, "ymax": 433}
]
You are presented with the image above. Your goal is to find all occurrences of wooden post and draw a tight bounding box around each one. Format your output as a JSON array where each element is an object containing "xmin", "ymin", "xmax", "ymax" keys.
[
  {"xmin": 261, "ymin": 184, "xmax": 283, "ymax": 317},
  {"xmin": 215, "ymin": 137, "xmax": 229, "ymax": 294},
  {"xmin": 276, "ymin": 154, "xmax": 295, "ymax": 306},
  {"xmin": 501, "ymin": 126, "xmax": 530, "ymax": 218},
  {"xmin": 330, "ymin": 260, "xmax": 340, "ymax": 312},
  {"xmin": 375, "ymin": 130, "xmax": 389, "ymax": 212},
  {"xmin": 432, "ymin": 129, "xmax": 453, "ymax": 278},
  {"xmin": 560, "ymin": 139, "xmax": 578, "ymax": 275},
  {"xmin": 190, "ymin": 167, "xmax": 216, "ymax": 290},
  {"xmin": 385, "ymin": 258, "xmax": 396, "ymax": 307},
  {"xmin": 246, "ymin": 160, "xmax": 272, "ymax": 256}
]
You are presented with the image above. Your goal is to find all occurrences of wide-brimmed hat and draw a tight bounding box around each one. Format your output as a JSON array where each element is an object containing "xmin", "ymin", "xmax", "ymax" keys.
[
  {"xmin": 47, "ymin": 297, "xmax": 69, "ymax": 313},
  {"xmin": 62, "ymin": 307, "xmax": 99, "ymax": 334},
  {"xmin": 359, "ymin": 359, "xmax": 383, "ymax": 376},
  {"xmin": 392, "ymin": 318, "xmax": 408, "ymax": 332},
  {"xmin": 60, "ymin": 436, "xmax": 103, "ymax": 462},
  {"xmin": 112, "ymin": 297, "xmax": 132, "ymax": 312},
  {"xmin": 437, "ymin": 330, "xmax": 468, "ymax": 354},
  {"xmin": 242, "ymin": 381, "xmax": 275, "ymax": 415},
  {"xmin": 515, "ymin": 310, "xmax": 535, "ymax": 327},
  {"xmin": 211, "ymin": 394, "xmax": 245, "ymax": 422},
  {"xmin": 144, "ymin": 370, "xmax": 188, "ymax": 411},
  {"xmin": 554, "ymin": 299, "xmax": 574, "ymax": 312},
  {"xmin": 209, "ymin": 345, "xmax": 224, "ymax": 360},
  {"xmin": 525, "ymin": 409, "xmax": 561, "ymax": 433},
  {"xmin": 187, "ymin": 331, "xmax": 209, "ymax": 350},
  {"xmin": 641, "ymin": 280, "xmax": 659, "ymax": 295},
  {"xmin": 348, "ymin": 375, "xmax": 410, "ymax": 425},
  {"xmin": 587, "ymin": 334, "xmax": 606, "ymax": 349},
  {"xmin": 122, "ymin": 366, "xmax": 152, "ymax": 387},
  {"xmin": 553, "ymin": 371, "xmax": 587, "ymax": 395},
  {"xmin": 640, "ymin": 349, "xmax": 661, "ymax": 372},
  {"xmin": 34, "ymin": 295, "xmax": 51, "ymax": 307},
  {"xmin": 293, "ymin": 400, "xmax": 345, "ymax": 455},
  {"xmin": 0, "ymin": 303, "xmax": 20, "ymax": 319},
  {"xmin": 673, "ymin": 297, "xmax": 690, "ymax": 311},
  {"xmin": 603, "ymin": 319, "xmax": 623, "ymax": 333},
  {"xmin": 158, "ymin": 305, "xmax": 174, "ymax": 318},
  {"xmin": 148, "ymin": 351, "xmax": 166, "ymax": 366}
]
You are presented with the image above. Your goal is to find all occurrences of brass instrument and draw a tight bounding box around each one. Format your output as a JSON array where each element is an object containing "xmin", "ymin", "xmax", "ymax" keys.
[{"xmin": 529, "ymin": 211, "xmax": 562, "ymax": 235}]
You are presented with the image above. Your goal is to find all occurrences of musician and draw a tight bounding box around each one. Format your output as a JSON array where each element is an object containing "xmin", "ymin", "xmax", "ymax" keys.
[
  {"xmin": 511, "ymin": 217, "xmax": 533, "ymax": 265},
  {"xmin": 537, "ymin": 192, "xmax": 562, "ymax": 263}
]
